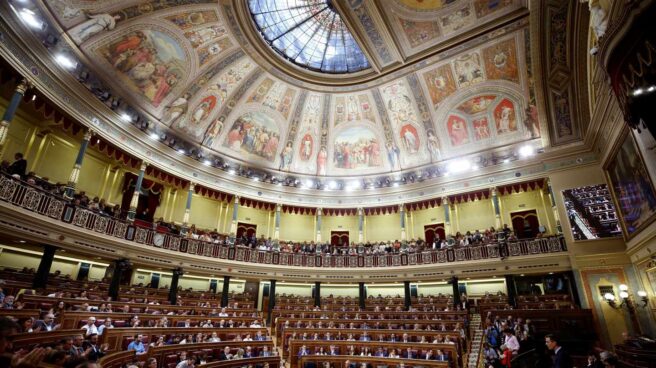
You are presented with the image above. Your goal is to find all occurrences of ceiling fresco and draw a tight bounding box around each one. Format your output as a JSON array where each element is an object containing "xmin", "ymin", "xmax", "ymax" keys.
[{"xmin": 33, "ymin": 0, "xmax": 581, "ymax": 181}]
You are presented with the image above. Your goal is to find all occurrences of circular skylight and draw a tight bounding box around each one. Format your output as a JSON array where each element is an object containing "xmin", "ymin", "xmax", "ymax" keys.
[{"xmin": 248, "ymin": 0, "xmax": 371, "ymax": 74}]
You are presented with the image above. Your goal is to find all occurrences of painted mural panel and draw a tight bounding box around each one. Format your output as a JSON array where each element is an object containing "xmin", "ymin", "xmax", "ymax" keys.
[
  {"xmin": 184, "ymin": 25, "xmax": 227, "ymax": 47},
  {"xmin": 439, "ymin": 4, "xmax": 474, "ymax": 34},
  {"xmin": 422, "ymin": 64, "xmax": 457, "ymax": 108},
  {"xmin": 493, "ymin": 98, "xmax": 518, "ymax": 134},
  {"xmin": 453, "ymin": 52, "xmax": 485, "ymax": 88},
  {"xmin": 482, "ymin": 38, "xmax": 519, "ymax": 83},
  {"xmin": 165, "ymin": 10, "xmax": 218, "ymax": 30},
  {"xmin": 223, "ymin": 112, "xmax": 280, "ymax": 162},
  {"xmin": 605, "ymin": 133, "xmax": 656, "ymax": 238},
  {"xmin": 474, "ymin": 0, "xmax": 513, "ymax": 17},
  {"xmin": 248, "ymin": 79, "xmax": 297, "ymax": 119},
  {"xmin": 447, "ymin": 115, "xmax": 470, "ymax": 146},
  {"xmin": 456, "ymin": 95, "xmax": 496, "ymax": 114},
  {"xmin": 398, "ymin": 19, "xmax": 441, "ymax": 48},
  {"xmin": 333, "ymin": 126, "xmax": 382, "ymax": 170},
  {"xmin": 472, "ymin": 117, "xmax": 491, "ymax": 141},
  {"xmin": 197, "ymin": 38, "xmax": 233, "ymax": 67},
  {"xmin": 98, "ymin": 29, "xmax": 185, "ymax": 107},
  {"xmin": 394, "ymin": 0, "xmax": 456, "ymax": 11},
  {"xmin": 334, "ymin": 95, "xmax": 374, "ymax": 125}
]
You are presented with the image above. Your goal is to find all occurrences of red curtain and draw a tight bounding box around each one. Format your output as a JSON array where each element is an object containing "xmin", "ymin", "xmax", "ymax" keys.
[
  {"xmin": 424, "ymin": 223, "xmax": 445, "ymax": 245},
  {"xmin": 237, "ymin": 222, "xmax": 257, "ymax": 238},
  {"xmin": 510, "ymin": 210, "xmax": 540, "ymax": 239},
  {"xmin": 330, "ymin": 231, "xmax": 350, "ymax": 246}
]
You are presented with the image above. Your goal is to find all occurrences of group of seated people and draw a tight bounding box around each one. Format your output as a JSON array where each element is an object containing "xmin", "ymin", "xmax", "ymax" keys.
[{"xmin": 298, "ymin": 344, "xmax": 451, "ymax": 360}]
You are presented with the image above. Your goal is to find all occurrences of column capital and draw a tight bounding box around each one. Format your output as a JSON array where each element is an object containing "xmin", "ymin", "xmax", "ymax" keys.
[
  {"xmin": 234, "ymin": 195, "xmax": 240, "ymax": 203},
  {"xmin": 398, "ymin": 204, "xmax": 405, "ymax": 212},
  {"xmin": 491, "ymin": 187, "xmax": 497, "ymax": 196},
  {"xmin": 15, "ymin": 78, "xmax": 33, "ymax": 95},
  {"xmin": 317, "ymin": 208, "xmax": 323, "ymax": 215},
  {"xmin": 83, "ymin": 129, "xmax": 95, "ymax": 141},
  {"xmin": 189, "ymin": 182, "xmax": 196, "ymax": 191},
  {"xmin": 172, "ymin": 267, "xmax": 184, "ymax": 276},
  {"xmin": 357, "ymin": 207, "xmax": 364, "ymax": 215},
  {"xmin": 276, "ymin": 203, "xmax": 282, "ymax": 211},
  {"xmin": 442, "ymin": 197, "xmax": 449, "ymax": 206},
  {"xmin": 139, "ymin": 161, "xmax": 149, "ymax": 172}
]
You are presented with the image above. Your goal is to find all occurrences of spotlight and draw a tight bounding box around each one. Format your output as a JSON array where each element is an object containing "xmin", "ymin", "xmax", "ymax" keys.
[
  {"xmin": 203, "ymin": 160, "xmax": 212, "ymax": 166},
  {"xmin": 55, "ymin": 54, "xmax": 77, "ymax": 69},
  {"xmin": 328, "ymin": 181, "xmax": 337, "ymax": 190},
  {"xmin": 637, "ymin": 290, "xmax": 648, "ymax": 297},
  {"xmin": 149, "ymin": 133, "xmax": 159, "ymax": 140},
  {"xmin": 19, "ymin": 8, "xmax": 44, "ymax": 29},
  {"xmin": 619, "ymin": 284, "xmax": 628, "ymax": 291},
  {"xmin": 303, "ymin": 179, "xmax": 314, "ymax": 189},
  {"xmin": 252, "ymin": 177, "xmax": 259, "ymax": 182},
  {"xmin": 393, "ymin": 182, "xmax": 399, "ymax": 187},
  {"xmin": 446, "ymin": 159, "xmax": 471, "ymax": 174},
  {"xmin": 503, "ymin": 158, "xmax": 510, "ymax": 164},
  {"xmin": 120, "ymin": 113, "xmax": 132, "ymax": 122},
  {"xmin": 619, "ymin": 291, "xmax": 629, "ymax": 299},
  {"xmin": 228, "ymin": 169, "xmax": 236, "ymax": 175},
  {"xmin": 177, "ymin": 148, "xmax": 185, "ymax": 155},
  {"xmin": 519, "ymin": 145, "xmax": 535, "ymax": 158},
  {"xmin": 633, "ymin": 88, "xmax": 644, "ymax": 96}
]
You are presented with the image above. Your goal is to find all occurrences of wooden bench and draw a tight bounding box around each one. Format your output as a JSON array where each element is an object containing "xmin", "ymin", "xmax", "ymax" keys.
[
  {"xmin": 98, "ymin": 350, "xmax": 137, "ymax": 368},
  {"xmin": 58, "ymin": 311, "xmax": 263, "ymax": 330},
  {"xmin": 198, "ymin": 356, "xmax": 280, "ymax": 368},
  {"xmin": 289, "ymin": 340, "xmax": 460, "ymax": 368},
  {"xmin": 280, "ymin": 328, "xmax": 463, "ymax": 360},
  {"xmin": 148, "ymin": 341, "xmax": 275, "ymax": 368},
  {"xmin": 299, "ymin": 355, "xmax": 450, "ymax": 368}
]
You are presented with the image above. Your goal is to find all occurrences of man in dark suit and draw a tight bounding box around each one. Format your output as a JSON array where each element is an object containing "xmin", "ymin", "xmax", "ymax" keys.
[
  {"xmin": 176, "ymin": 319, "xmax": 192, "ymax": 328},
  {"xmin": 545, "ymin": 334, "xmax": 573, "ymax": 368},
  {"xmin": 8, "ymin": 153, "xmax": 27, "ymax": 179},
  {"xmin": 403, "ymin": 348, "xmax": 415, "ymax": 359}
]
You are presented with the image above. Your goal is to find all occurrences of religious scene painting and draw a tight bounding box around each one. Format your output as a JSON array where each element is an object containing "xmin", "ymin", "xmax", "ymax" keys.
[
  {"xmin": 223, "ymin": 112, "xmax": 281, "ymax": 162},
  {"xmin": 473, "ymin": 117, "xmax": 491, "ymax": 141},
  {"xmin": 447, "ymin": 115, "xmax": 470, "ymax": 146},
  {"xmin": 605, "ymin": 133, "xmax": 656, "ymax": 238},
  {"xmin": 493, "ymin": 98, "xmax": 518, "ymax": 134},
  {"xmin": 177, "ymin": 95, "xmax": 217, "ymax": 139},
  {"xmin": 184, "ymin": 25, "xmax": 227, "ymax": 48},
  {"xmin": 333, "ymin": 126, "xmax": 382, "ymax": 170},
  {"xmin": 299, "ymin": 133, "xmax": 314, "ymax": 161},
  {"xmin": 98, "ymin": 29, "xmax": 185, "ymax": 108}
]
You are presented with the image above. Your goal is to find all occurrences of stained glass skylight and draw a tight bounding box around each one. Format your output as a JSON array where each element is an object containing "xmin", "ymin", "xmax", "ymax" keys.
[{"xmin": 248, "ymin": 0, "xmax": 371, "ymax": 74}]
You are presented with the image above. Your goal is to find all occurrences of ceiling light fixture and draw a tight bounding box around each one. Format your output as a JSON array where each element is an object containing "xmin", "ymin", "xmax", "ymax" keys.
[
  {"xmin": 120, "ymin": 113, "xmax": 131, "ymax": 122},
  {"xmin": 177, "ymin": 149, "xmax": 185, "ymax": 155},
  {"xmin": 149, "ymin": 133, "xmax": 159, "ymax": 140},
  {"xmin": 19, "ymin": 8, "xmax": 44, "ymax": 29},
  {"xmin": 519, "ymin": 145, "xmax": 535, "ymax": 158},
  {"xmin": 447, "ymin": 159, "xmax": 471, "ymax": 174},
  {"xmin": 228, "ymin": 169, "xmax": 236, "ymax": 175},
  {"xmin": 55, "ymin": 54, "xmax": 77, "ymax": 69},
  {"xmin": 203, "ymin": 160, "xmax": 212, "ymax": 166}
]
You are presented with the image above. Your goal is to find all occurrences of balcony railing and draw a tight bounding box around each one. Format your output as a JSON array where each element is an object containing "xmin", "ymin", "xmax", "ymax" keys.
[{"xmin": 0, "ymin": 175, "xmax": 567, "ymax": 268}]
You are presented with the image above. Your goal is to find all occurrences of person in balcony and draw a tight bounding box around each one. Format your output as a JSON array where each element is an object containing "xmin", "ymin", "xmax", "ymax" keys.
[{"xmin": 8, "ymin": 153, "xmax": 27, "ymax": 179}]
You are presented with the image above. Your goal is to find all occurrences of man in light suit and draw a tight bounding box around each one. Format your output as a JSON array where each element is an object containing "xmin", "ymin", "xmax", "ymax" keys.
[{"xmin": 545, "ymin": 334, "xmax": 573, "ymax": 368}]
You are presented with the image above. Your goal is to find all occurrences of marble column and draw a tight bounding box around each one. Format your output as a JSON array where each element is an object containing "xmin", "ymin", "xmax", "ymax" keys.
[
  {"xmin": 546, "ymin": 179, "xmax": 562, "ymax": 234},
  {"xmin": 32, "ymin": 245, "xmax": 56, "ymax": 289},
  {"xmin": 491, "ymin": 187, "xmax": 502, "ymax": 228},
  {"xmin": 400, "ymin": 204, "xmax": 407, "ymax": 241},
  {"xmin": 274, "ymin": 203, "xmax": 282, "ymax": 239},
  {"xmin": 0, "ymin": 79, "xmax": 31, "ymax": 152},
  {"xmin": 358, "ymin": 207, "xmax": 364, "ymax": 243},
  {"xmin": 182, "ymin": 182, "xmax": 195, "ymax": 229},
  {"xmin": 168, "ymin": 267, "xmax": 184, "ymax": 305},
  {"xmin": 221, "ymin": 276, "xmax": 230, "ymax": 308},
  {"xmin": 443, "ymin": 197, "xmax": 451, "ymax": 236},
  {"xmin": 404, "ymin": 281, "xmax": 411, "ymax": 311},
  {"xmin": 64, "ymin": 129, "xmax": 94, "ymax": 199},
  {"xmin": 230, "ymin": 196, "xmax": 240, "ymax": 235},
  {"xmin": 316, "ymin": 208, "xmax": 323, "ymax": 242},
  {"xmin": 127, "ymin": 161, "xmax": 148, "ymax": 222}
]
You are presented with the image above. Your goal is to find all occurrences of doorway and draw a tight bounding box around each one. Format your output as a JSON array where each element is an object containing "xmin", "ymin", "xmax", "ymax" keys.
[
  {"xmin": 236, "ymin": 222, "xmax": 257, "ymax": 238},
  {"xmin": 510, "ymin": 210, "xmax": 540, "ymax": 239},
  {"xmin": 424, "ymin": 223, "xmax": 446, "ymax": 245},
  {"xmin": 331, "ymin": 231, "xmax": 349, "ymax": 246}
]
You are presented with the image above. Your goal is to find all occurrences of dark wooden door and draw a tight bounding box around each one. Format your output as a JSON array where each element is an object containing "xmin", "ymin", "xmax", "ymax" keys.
[
  {"xmin": 424, "ymin": 223, "xmax": 445, "ymax": 245},
  {"xmin": 331, "ymin": 231, "xmax": 349, "ymax": 246},
  {"xmin": 510, "ymin": 210, "xmax": 540, "ymax": 239}
]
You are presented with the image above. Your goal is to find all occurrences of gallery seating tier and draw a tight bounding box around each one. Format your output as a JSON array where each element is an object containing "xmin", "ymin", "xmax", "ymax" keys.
[
  {"xmin": 299, "ymin": 355, "xmax": 450, "ymax": 368},
  {"xmin": 0, "ymin": 173, "xmax": 567, "ymax": 268}
]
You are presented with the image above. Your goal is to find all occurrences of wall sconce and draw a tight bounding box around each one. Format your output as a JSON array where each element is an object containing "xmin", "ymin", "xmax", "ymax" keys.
[{"xmin": 603, "ymin": 284, "xmax": 648, "ymax": 310}]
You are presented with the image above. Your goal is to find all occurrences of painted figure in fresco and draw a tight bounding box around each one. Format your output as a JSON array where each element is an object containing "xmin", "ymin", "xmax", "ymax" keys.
[
  {"xmin": 400, "ymin": 125, "xmax": 419, "ymax": 153},
  {"xmin": 454, "ymin": 53, "xmax": 483, "ymax": 87},
  {"xmin": 427, "ymin": 130, "xmax": 441, "ymax": 162},
  {"xmin": 202, "ymin": 117, "xmax": 224, "ymax": 147},
  {"xmin": 473, "ymin": 118, "xmax": 491, "ymax": 140},
  {"xmin": 497, "ymin": 106, "xmax": 513, "ymax": 133},
  {"xmin": 316, "ymin": 146, "xmax": 327, "ymax": 176},
  {"xmin": 279, "ymin": 142, "xmax": 293, "ymax": 171},
  {"xmin": 523, "ymin": 105, "xmax": 539, "ymax": 138},
  {"xmin": 386, "ymin": 142, "xmax": 401, "ymax": 171},
  {"xmin": 69, "ymin": 13, "xmax": 121, "ymax": 44},
  {"xmin": 300, "ymin": 134, "xmax": 313, "ymax": 161},
  {"xmin": 448, "ymin": 117, "xmax": 470, "ymax": 146},
  {"xmin": 164, "ymin": 93, "xmax": 189, "ymax": 126}
]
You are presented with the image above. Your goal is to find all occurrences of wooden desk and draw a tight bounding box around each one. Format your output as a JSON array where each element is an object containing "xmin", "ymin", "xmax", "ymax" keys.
[
  {"xmin": 98, "ymin": 350, "xmax": 137, "ymax": 368},
  {"xmin": 148, "ymin": 341, "xmax": 275, "ymax": 367},
  {"xmin": 59, "ymin": 311, "xmax": 263, "ymax": 329},
  {"xmin": 198, "ymin": 356, "xmax": 280, "ymax": 368}
]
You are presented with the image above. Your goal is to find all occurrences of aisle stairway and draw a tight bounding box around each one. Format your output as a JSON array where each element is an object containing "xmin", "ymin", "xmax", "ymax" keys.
[{"xmin": 467, "ymin": 314, "xmax": 484, "ymax": 368}]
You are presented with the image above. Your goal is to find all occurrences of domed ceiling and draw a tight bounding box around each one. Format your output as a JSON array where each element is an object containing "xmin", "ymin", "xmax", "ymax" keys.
[{"xmin": 27, "ymin": 0, "xmax": 585, "ymax": 189}]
